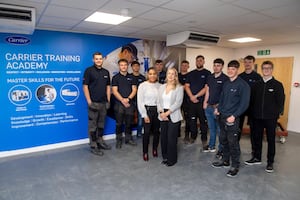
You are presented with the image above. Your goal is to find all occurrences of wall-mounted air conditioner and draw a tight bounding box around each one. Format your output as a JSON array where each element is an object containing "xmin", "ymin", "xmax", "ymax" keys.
[
  {"xmin": 166, "ymin": 31, "xmax": 220, "ymax": 48},
  {"xmin": 0, "ymin": 3, "xmax": 36, "ymax": 35}
]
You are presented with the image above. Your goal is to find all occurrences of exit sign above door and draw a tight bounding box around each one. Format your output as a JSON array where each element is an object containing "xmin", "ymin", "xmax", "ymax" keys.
[{"xmin": 257, "ymin": 49, "xmax": 271, "ymax": 56}]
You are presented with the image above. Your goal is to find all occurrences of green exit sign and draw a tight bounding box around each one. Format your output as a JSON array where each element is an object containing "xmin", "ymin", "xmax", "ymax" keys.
[{"xmin": 257, "ymin": 49, "xmax": 271, "ymax": 56}]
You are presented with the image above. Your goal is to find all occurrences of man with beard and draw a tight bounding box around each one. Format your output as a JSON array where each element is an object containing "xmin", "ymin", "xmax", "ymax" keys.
[{"xmin": 185, "ymin": 55, "xmax": 211, "ymax": 150}]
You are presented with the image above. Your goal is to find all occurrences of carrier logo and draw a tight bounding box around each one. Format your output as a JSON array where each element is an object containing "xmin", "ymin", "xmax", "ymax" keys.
[{"xmin": 5, "ymin": 36, "xmax": 31, "ymax": 45}]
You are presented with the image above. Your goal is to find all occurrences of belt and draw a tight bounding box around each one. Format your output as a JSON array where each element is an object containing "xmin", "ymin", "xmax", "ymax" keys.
[
  {"xmin": 207, "ymin": 104, "xmax": 217, "ymax": 108},
  {"xmin": 145, "ymin": 105, "xmax": 157, "ymax": 108}
]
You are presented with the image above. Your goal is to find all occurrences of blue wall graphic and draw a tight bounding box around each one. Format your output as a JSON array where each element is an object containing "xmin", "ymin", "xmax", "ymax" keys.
[{"xmin": 0, "ymin": 30, "xmax": 136, "ymax": 151}]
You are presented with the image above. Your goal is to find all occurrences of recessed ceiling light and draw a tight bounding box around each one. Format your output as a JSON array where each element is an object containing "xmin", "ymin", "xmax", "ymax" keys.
[
  {"xmin": 85, "ymin": 12, "xmax": 132, "ymax": 25},
  {"xmin": 228, "ymin": 37, "xmax": 261, "ymax": 43}
]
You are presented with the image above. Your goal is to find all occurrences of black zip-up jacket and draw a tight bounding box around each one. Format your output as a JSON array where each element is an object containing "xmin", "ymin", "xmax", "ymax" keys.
[
  {"xmin": 250, "ymin": 77, "xmax": 285, "ymax": 119},
  {"xmin": 218, "ymin": 77, "xmax": 250, "ymax": 118}
]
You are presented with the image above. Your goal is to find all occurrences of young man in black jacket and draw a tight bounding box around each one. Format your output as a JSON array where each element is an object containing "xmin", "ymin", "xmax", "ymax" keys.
[
  {"xmin": 238, "ymin": 55, "xmax": 262, "ymax": 141},
  {"xmin": 212, "ymin": 60, "xmax": 250, "ymax": 177},
  {"xmin": 245, "ymin": 61, "xmax": 285, "ymax": 173}
]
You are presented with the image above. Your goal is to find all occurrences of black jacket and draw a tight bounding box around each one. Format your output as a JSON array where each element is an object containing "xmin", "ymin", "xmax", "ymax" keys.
[{"xmin": 250, "ymin": 77, "xmax": 285, "ymax": 119}]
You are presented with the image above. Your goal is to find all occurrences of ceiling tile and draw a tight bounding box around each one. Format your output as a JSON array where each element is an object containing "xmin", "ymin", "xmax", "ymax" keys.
[
  {"xmin": 260, "ymin": 2, "xmax": 300, "ymax": 18},
  {"xmin": 122, "ymin": 18, "xmax": 163, "ymax": 29},
  {"xmin": 138, "ymin": 7, "xmax": 188, "ymax": 22},
  {"xmin": 231, "ymin": 0, "xmax": 299, "ymax": 11},
  {"xmin": 127, "ymin": 0, "xmax": 171, "ymax": 6},
  {"xmin": 39, "ymin": 16, "xmax": 79, "ymax": 27},
  {"xmin": 43, "ymin": 5, "xmax": 92, "ymax": 20},
  {"xmin": 161, "ymin": 0, "xmax": 224, "ymax": 13},
  {"xmin": 51, "ymin": 0, "xmax": 108, "ymax": 10},
  {"xmin": 152, "ymin": 23, "xmax": 191, "ymax": 33},
  {"xmin": 97, "ymin": 0, "xmax": 155, "ymax": 17}
]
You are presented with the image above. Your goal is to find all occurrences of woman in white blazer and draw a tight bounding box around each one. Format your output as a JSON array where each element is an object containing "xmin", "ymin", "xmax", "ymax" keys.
[{"xmin": 157, "ymin": 67, "xmax": 183, "ymax": 166}]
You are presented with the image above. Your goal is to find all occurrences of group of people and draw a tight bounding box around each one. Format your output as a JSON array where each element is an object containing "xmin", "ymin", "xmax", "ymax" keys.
[{"xmin": 83, "ymin": 51, "xmax": 285, "ymax": 177}]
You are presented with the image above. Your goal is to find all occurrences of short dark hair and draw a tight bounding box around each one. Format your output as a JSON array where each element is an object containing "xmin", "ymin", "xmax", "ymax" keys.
[
  {"xmin": 155, "ymin": 59, "xmax": 163, "ymax": 64},
  {"xmin": 196, "ymin": 55, "xmax": 205, "ymax": 60},
  {"xmin": 228, "ymin": 60, "xmax": 240, "ymax": 68},
  {"xmin": 244, "ymin": 55, "xmax": 255, "ymax": 62},
  {"xmin": 118, "ymin": 58, "xmax": 128, "ymax": 65},
  {"xmin": 213, "ymin": 58, "xmax": 224, "ymax": 66},
  {"xmin": 181, "ymin": 60, "xmax": 189, "ymax": 64},
  {"xmin": 131, "ymin": 61, "xmax": 140, "ymax": 66},
  {"xmin": 93, "ymin": 52, "xmax": 102, "ymax": 57},
  {"xmin": 261, "ymin": 60, "xmax": 274, "ymax": 69}
]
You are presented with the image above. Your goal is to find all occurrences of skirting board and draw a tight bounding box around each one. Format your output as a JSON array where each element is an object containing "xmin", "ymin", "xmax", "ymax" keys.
[{"xmin": 0, "ymin": 131, "xmax": 136, "ymax": 158}]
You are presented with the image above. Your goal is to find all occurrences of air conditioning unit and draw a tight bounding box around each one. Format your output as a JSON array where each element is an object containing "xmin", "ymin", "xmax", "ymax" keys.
[
  {"xmin": 166, "ymin": 31, "xmax": 220, "ymax": 48},
  {"xmin": 0, "ymin": 3, "xmax": 36, "ymax": 35}
]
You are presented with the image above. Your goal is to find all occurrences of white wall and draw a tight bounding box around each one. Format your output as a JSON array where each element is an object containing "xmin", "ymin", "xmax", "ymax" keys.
[
  {"xmin": 233, "ymin": 43, "xmax": 300, "ymax": 133},
  {"xmin": 186, "ymin": 47, "xmax": 234, "ymax": 72},
  {"xmin": 186, "ymin": 43, "xmax": 300, "ymax": 133}
]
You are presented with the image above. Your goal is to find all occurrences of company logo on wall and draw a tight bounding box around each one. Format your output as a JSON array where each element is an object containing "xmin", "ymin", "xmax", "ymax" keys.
[{"xmin": 5, "ymin": 36, "xmax": 31, "ymax": 45}]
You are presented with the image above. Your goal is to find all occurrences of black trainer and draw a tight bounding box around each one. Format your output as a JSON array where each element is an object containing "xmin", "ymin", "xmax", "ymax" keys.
[
  {"xmin": 227, "ymin": 168, "xmax": 239, "ymax": 177},
  {"xmin": 183, "ymin": 137, "xmax": 189, "ymax": 144},
  {"xmin": 125, "ymin": 140, "xmax": 137, "ymax": 146},
  {"xmin": 97, "ymin": 141, "xmax": 111, "ymax": 150},
  {"xmin": 90, "ymin": 147, "xmax": 104, "ymax": 156},
  {"xmin": 189, "ymin": 138, "xmax": 196, "ymax": 144},
  {"xmin": 212, "ymin": 160, "xmax": 230, "ymax": 168},
  {"xmin": 244, "ymin": 157, "xmax": 262, "ymax": 165},
  {"xmin": 265, "ymin": 163, "xmax": 274, "ymax": 173},
  {"xmin": 116, "ymin": 141, "xmax": 122, "ymax": 149},
  {"xmin": 215, "ymin": 151, "xmax": 223, "ymax": 160},
  {"xmin": 203, "ymin": 145, "xmax": 209, "ymax": 152}
]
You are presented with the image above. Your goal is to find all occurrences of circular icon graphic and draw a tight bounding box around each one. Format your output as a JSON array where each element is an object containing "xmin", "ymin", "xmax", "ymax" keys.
[
  {"xmin": 60, "ymin": 83, "xmax": 80, "ymax": 103},
  {"xmin": 36, "ymin": 84, "xmax": 57, "ymax": 104},
  {"xmin": 8, "ymin": 85, "xmax": 32, "ymax": 106}
]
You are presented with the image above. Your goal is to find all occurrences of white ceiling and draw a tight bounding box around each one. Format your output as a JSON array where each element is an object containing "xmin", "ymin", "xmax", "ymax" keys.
[{"xmin": 1, "ymin": 0, "xmax": 300, "ymax": 48}]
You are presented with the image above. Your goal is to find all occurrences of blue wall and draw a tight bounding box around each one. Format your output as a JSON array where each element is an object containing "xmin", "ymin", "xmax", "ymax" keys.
[{"xmin": 0, "ymin": 30, "xmax": 136, "ymax": 151}]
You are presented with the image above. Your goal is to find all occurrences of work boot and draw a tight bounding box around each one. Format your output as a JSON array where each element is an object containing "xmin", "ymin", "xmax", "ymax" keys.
[
  {"xmin": 90, "ymin": 147, "xmax": 104, "ymax": 156},
  {"xmin": 97, "ymin": 138, "xmax": 111, "ymax": 150}
]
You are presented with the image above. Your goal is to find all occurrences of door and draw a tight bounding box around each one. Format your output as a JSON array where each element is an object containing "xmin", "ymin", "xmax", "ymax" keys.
[
  {"xmin": 239, "ymin": 57, "xmax": 293, "ymax": 129},
  {"xmin": 255, "ymin": 57, "xmax": 293, "ymax": 129}
]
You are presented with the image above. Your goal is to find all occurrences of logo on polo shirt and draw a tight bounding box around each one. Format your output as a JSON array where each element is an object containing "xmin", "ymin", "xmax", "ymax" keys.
[
  {"xmin": 217, "ymin": 80, "xmax": 223, "ymax": 84},
  {"xmin": 230, "ymin": 88, "xmax": 237, "ymax": 92},
  {"xmin": 268, "ymin": 88, "xmax": 274, "ymax": 92},
  {"xmin": 104, "ymin": 75, "xmax": 108, "ymax": 78}
]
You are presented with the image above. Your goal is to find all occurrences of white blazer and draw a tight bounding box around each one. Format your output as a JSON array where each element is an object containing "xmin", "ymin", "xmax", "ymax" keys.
[{"xmin": 157, "ymin": 84, "xmax": 183, "ymax": 123}]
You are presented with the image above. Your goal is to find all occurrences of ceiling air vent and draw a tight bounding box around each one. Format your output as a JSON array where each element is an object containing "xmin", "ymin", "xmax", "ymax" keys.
[
  {"xmin": 0, "ymin": 3, "xmax": 36, "ymax": 34},
  {"xmin": 167, "ymin": 31, "xmax": 220, "ymax": 48}
]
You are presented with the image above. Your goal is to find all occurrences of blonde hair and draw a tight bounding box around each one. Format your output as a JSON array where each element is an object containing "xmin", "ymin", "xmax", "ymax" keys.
[{"xmin": 166, "ymin": 67, "xmax": 180, "ymax": 89}]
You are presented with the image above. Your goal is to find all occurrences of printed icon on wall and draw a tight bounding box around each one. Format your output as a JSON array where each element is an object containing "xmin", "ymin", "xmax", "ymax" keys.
[
  {"xmin": 8, "ymin": 85, "xmax": 32, "ymax": 106},
  {"xmin": 60, "ymin": 83, "xmax": 80, "ymax": 103},
  {"xmin": 36, "ymin": 84, "xmax": 57, "ymax": 104}
]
